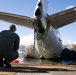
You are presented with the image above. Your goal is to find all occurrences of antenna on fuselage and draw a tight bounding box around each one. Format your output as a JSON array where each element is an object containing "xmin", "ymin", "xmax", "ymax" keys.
[{"xmin": 33, "ymin": 21, "xmax": 36, "ymax": 51}]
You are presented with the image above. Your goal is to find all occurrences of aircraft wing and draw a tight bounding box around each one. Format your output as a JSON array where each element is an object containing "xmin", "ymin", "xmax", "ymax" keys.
[
  {"xmin": 47, "ymin": 7, "xmax": 76, "ymax": 29},
  {"xmin": 0, "ymin": 12, "xmax": 34, "ymax": 29}
]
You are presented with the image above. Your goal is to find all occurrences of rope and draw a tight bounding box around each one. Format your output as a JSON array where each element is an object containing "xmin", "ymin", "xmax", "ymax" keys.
[{"xmin": 33, "ymin": 22, "xmax": 36, "ymax": 51}]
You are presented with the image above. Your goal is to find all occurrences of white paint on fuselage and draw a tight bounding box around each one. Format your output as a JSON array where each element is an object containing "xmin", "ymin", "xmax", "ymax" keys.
[
  {"xmin": 33, "ymin": 0, "xmax": 63, "ymax": 59},
  {"xmin": 35, "ymin": 26, "xmax": 62, "ymax": 59},
  {"xmin": 34, "ymin": 0, "xmax": 47, "ymax": 17},
  {"xmin": 34, "ymin": 0, "xmax": 47, "ymax": 29}
]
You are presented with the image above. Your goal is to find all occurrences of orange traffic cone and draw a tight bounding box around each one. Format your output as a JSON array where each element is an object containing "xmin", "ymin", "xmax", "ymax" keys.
[{"xmin": 11, "ymin": 59, "xmax": 19, "ymax": 64}]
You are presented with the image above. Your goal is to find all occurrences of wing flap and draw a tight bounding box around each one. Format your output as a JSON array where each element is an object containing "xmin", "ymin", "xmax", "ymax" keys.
[
  {"xmin": 0, "ymin": 12, "xmax": 34, "ymax": 29},
  {"xmin": 47, "ymin": 7, "xmax": 76, "ymax": 29}
]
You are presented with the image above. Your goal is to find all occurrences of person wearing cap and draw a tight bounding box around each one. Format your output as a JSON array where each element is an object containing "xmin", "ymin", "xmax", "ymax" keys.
[{"xmin": 0, "ymin": 25, "xmax": 20, "ymax": 68}]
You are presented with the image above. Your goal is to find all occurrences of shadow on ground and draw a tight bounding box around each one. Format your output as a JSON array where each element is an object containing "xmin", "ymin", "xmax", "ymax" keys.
[{"xmin": 0, "ymin": 66, "xmax": 76, "ymax": 73}]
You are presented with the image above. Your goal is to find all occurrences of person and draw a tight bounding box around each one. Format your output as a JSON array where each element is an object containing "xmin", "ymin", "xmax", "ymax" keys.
[{"xmin": 0, "ymin": 25, "xmax": 20, "ymax": 68}]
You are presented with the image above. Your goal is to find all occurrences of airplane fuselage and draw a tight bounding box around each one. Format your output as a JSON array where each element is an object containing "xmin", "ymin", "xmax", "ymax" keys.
[
  {"xmin": 35, "ymin": 27, "xmax": 63, "ymax": 59},
  {"xmin": 33, "ymin": 0, "xmax": 63, "ymax": 59}
]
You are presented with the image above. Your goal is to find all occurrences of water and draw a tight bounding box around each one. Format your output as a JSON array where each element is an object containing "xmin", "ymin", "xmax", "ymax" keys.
[
  {"xmin": 18, "ymin": 57, "xmax": 61, "ymax": 65},
  {"xmin": 17, "ymin": 51, "xmax": 76, "ymax": 65},
  {"xmin": 17, "ymin": 52, "xmax": 60, "ymax": 64}
]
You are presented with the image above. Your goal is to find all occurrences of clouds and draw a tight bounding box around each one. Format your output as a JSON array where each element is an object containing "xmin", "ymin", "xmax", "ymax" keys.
[
  {"xmin": 62, "ymin": 38, "xmax": 76, "ymax": 45},
  {"xmin": 20, "ymin": 34, "xmax": 76, "ymax": 46},
  {"xmin": 20, "ymin": 34, "xmax": 34, "ymax": 46},
  {"xmin": 66, "ymin": 5, "xmax": 75, "ymax": 9}
]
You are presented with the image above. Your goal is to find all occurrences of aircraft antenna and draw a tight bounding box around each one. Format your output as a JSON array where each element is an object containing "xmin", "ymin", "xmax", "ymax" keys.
[{"xmin": 33, "ymin": 22, "xmax": 36, "ymax": 51}]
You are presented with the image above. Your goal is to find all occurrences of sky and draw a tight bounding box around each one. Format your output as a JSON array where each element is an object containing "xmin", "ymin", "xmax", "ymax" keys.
[{"xmin": 0, "ymin": 0, "xmax": 76, "ymax": 46}]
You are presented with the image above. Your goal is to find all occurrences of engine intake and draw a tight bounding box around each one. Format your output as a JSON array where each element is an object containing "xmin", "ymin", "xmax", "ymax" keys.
[{"xmin": 35, "ymin": 8, "xmax": 41, "ymax": 16}]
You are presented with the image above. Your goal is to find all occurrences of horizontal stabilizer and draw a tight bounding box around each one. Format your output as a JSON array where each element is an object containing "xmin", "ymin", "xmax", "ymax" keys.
[
  {"xmin": 47, "ymin": 7, "xmax": 76, "ymax": 29},
  {"xmin": 0, "ymin": 12, "xmax": 34, "ymax": 29}
]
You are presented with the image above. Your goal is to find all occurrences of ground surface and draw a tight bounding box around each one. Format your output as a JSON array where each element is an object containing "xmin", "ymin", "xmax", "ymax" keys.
[{"xmin": 0, "ymin": 64, "xmax": 76, "ymax": 75}]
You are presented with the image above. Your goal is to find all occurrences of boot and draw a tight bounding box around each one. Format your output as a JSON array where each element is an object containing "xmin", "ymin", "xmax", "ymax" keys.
[
  {"xmin": 0, "ymin": 58, "xmax": 4, "ymax": 67},
  {"xmin": 3, "ymin": 59, "xmax": 11, "ymax": 68}
]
